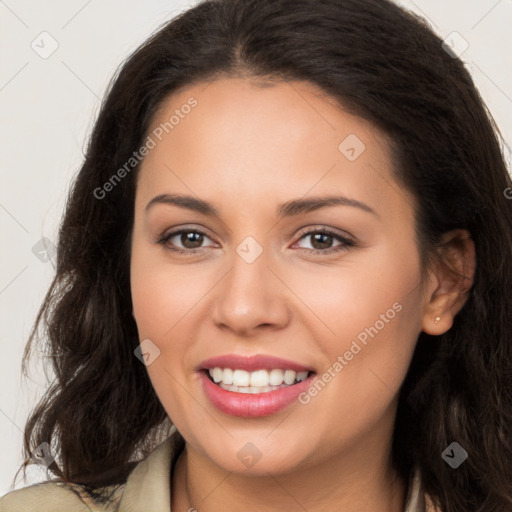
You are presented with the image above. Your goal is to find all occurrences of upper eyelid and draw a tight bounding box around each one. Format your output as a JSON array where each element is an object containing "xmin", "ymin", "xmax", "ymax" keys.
[{"xmin": 160, "ymin": 226, "xmax": 216, "ymax": 243}]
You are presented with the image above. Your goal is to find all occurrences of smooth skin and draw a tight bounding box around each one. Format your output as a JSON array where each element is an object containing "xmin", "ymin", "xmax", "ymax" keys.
[{"xmin": 130, "ymin": 77, "xmax": 475, "ymax": 511}]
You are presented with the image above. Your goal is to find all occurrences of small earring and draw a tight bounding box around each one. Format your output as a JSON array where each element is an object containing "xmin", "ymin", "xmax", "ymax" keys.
[{"xmin": 434, "ymin": 316, "xmax": 441, "ymax": 324}]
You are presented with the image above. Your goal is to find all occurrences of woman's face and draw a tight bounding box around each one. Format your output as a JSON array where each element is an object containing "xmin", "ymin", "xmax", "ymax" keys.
[{"xmin": 130, "ymin": 77, "xmax": 432, "ymax": 475}]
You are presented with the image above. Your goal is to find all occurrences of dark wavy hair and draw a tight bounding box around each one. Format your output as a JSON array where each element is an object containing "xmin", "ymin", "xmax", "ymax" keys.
[{"xmin": 15, "ymin": 0, "xmax": 512, "ymax": 510}]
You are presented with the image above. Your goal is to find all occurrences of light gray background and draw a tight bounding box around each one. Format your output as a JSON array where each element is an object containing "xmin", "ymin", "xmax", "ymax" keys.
[{"xmin": 1, "ymin": 0, "xmax": 511, "ymax": 494}]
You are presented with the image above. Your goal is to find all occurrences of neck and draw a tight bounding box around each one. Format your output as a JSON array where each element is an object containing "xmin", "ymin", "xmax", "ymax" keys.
[{"xmin": 171, "ymin": 436, "xmax": 407, "ymax": 512}]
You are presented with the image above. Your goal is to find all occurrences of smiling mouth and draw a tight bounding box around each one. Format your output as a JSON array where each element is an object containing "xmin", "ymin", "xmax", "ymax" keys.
[{"xmin": 204, "ymin": 368, "xmax": 315, "ymax": 394}]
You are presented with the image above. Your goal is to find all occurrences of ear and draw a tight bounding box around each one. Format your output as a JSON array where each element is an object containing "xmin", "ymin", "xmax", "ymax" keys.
[{"xmin": 421, "ymin": 229, "xmax": 476, "ymax": 335}]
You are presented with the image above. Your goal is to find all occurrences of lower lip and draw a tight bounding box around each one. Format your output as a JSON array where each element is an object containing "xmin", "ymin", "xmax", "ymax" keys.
[{"xmin": 198, "ymin": 371, "xmax": 315, "ymax": 417}]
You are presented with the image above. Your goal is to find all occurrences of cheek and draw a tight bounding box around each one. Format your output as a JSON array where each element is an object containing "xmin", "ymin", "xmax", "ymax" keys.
[
  {"xmin": 129, "ymin": 245, "xmax": 216, "ymax": 397},
  {"xmin": 130, "ymin": 243, "xmax": 211, "ymax": 339},
  {"xmin": 130, "ymin": 249, "xmax": 204, "ymax": 424},
  {"xmin": 281, "ymin": 237, "xmax": 421, "ymax": 348},
  {"xmin": 296, "ymin": 241, "xmax": 422, "ymax": 417},
  {"xmin": 130, "ymin": 247, "xmax": 189, "ymax": 384}
]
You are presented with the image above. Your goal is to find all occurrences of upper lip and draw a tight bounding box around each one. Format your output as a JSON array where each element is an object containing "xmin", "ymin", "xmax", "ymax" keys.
[{"xmin": 198, "ymin": 354, "xmax": 315, "ymax": 373}]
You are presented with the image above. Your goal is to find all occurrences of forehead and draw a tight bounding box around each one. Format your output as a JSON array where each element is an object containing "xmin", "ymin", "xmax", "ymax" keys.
[{"xmin": 136, "ymin": 77, "xmax": 414, "ymax": 222}]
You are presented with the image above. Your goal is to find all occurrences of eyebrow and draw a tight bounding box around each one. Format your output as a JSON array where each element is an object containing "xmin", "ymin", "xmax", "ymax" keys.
[{"xmin": 145, "ymin": 193, "xmax": 379, "ymax": 219}]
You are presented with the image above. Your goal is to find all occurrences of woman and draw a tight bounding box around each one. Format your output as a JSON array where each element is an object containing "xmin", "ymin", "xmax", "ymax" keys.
[{"xmin": 2, "ymin": 0, "xmax": 511, "ymax": 510}]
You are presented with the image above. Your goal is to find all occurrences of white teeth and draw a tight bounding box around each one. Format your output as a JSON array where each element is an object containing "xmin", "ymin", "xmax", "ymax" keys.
[
  {"xmin": 296, "ymin": 371, "xmax": 308, "ymax": 382},
  {"xmin": 208, "ymin": 367, "xmax": 311, "ymax": 390},
  {"xmin": 222, "ymin": 368, "xmax": 233, "ymax": 385},
  {"xmin": 269, "ymin": 369, "xmax": 285, "ymax": 385},
  {"xmin": 284, "ymin": 370, "xmax": 296, "ymax": 385},
  {"xmin": 211, "ymin": 367, "xmax": 223, "ymax": 383},
  {"xmin": 250, "ymin": 370, "xmax": 269, "ymax": 387},
  {"xmin": 232, "ymin": 369, "xmax": 250, "ymax": 387},
  {"xmin": 219, "ymin": 383, "xmax": 283, "ymax": 394}
]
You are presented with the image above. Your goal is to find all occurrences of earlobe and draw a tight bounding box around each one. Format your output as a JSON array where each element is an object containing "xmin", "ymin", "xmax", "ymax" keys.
[
  {"xmin": 421, "ymin": 302, "xmax": 454, "ymax": 336},
  {"xmin": 420, "ymin": 229, "xmax": 476, "ymax": 336}
]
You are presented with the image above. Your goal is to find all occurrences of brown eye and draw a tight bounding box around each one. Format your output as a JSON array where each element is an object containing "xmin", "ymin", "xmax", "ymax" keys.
[
  {"xmin": 157, "ymin": 229, "xmax": 215, "ymax": 254},
  {"xmin": 309, "ymin": 232, "xmax": 335, "ymax": 250},
  {"xmin": 294, "ymin": 228, "xmax": 356, "ymax": 255},
  {"xmin": 178, "ymin": 231, "xmax": 204, "ymax": 249}
]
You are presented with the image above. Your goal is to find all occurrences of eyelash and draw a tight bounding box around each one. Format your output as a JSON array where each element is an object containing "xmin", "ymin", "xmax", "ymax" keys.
[{"xmin": 156, "ymin": 226, "xmax": 356, "ymax": 256}]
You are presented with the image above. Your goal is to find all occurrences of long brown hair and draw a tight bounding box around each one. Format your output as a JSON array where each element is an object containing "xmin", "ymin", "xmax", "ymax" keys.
[{"xmin": 16, "ymin": 0, "xmax": 512, "ymax": 510}]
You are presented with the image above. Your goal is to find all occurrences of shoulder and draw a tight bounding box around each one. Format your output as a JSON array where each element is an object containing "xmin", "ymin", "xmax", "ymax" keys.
[
  {"xmin": 0, "ymin": 428, "xmax": 185, "ymax": 512},
  {"xmin": 0, "ymin": 480, "xmax": 124, "ymax": 512}
]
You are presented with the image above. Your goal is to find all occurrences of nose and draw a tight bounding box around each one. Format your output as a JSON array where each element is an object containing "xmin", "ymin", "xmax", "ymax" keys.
[{"xmin": 210, "ymin": 245, "xmax": 291, "ymax": 337}]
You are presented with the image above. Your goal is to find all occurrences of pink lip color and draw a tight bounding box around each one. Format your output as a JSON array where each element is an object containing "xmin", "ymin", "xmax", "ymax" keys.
[{"xmin": 198, "ymin": 371, "xmax": 315, "ymax": 417}]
